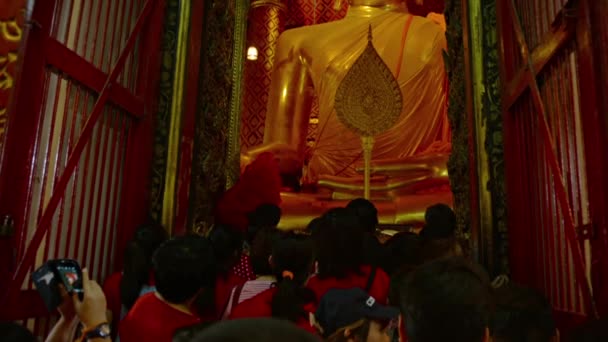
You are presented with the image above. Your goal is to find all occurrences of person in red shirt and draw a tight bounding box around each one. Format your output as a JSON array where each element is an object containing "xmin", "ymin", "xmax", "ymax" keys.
[
  {"xmin": 103, "ymin": 223, "xmax": 167, "ymax": 338},
  {"xmin": 307, "ymin": 208, "xmax": 390, "ymax": 305},
  {"xmin": 230, "ymin": 234, "xmax": 317, "ymax": 334},
  {"xmin": 119, "ymin": 235, "xmax": 216, "ymax": 342}
]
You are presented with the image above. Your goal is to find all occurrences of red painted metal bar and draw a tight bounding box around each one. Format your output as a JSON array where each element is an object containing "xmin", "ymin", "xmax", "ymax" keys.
[
  {"xmin": 121, "ymin": 0, "xmax": 139, "ymax": 89},
  {"xmin": 45, "ymin": 38, "xmax": 144, "ymax": 117},
  {"xmin": 82, "ymin": 0, "xmax": 115, "ymax": 274},
  {"xmin": 63, "ymin": 89, "xmax": 83, "ymax": 263},
  {"xmin": 545, "ymin": 62, "xmax": 564, "ymax": 308},
  {"xmin": 97, "ymin": 111, "xmax": 120, "ymax": 281},
  {"xmin": 506, "ymin": 0, "xmax": 596, "ymax": 317},
  {"xmin": 576, "ymin": 0, "xmax": 608, "ymax": 315},
  {"xmin": 505, "ymin": 2, "xmax": 576, "ymax": 109},
  {"xmin": 1, "ymin": 0, "xmax": 158, "ymax": 308},
  {"xmin": 89, "ymin": 112, "xmax": 113, "ymax": 280},
  {"xmin": 51, "ymin": 77, "xmax": 73, "ymax": 261},
  {"xmin": 105, "ymin": 115, "xmax": 129, "ymax": 278},
  {"xmin": 114, "ymin": 0, "xmax": 166, "ymax": 271},
  {"xmin": 39, "ymin": 74, "xmax": 64, "ymax": 268},
  {"xmin": 92, "ymin": 13, "xmax": 130, "ymax": 259},
  {"xmin": 53, "ymin": 1, "xmax": 79, "ymax": 262}
]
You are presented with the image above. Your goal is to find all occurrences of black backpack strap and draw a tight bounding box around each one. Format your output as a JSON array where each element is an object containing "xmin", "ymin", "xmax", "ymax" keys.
[{"xmin": 365, "ymin": 266, "xmax": 377, "ymax": 293}]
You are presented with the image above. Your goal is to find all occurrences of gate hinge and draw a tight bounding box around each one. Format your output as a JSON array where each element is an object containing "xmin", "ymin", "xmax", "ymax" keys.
[{"xmin": 0, "ymin": 215, "xmax": 14, "ymax": 238}]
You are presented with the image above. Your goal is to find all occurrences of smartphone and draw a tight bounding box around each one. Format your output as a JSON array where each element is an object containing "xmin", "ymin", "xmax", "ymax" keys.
[{"xmin": 32, "ymin": 259, "xmax": 83, "ymax": 311}]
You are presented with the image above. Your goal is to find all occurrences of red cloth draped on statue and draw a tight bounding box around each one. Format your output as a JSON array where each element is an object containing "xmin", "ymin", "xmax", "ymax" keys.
[{"xmin": 215, "ymin": 152, "xmax": 282, "ymax": 231}]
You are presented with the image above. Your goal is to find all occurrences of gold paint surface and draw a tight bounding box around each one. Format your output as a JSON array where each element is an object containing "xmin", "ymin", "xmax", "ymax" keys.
[{"xmin": 161, "ymin": 0, "xmax": 191, "ymax": 234}]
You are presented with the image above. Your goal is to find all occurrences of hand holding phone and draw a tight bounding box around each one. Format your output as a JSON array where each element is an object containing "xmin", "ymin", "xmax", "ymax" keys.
[{"xmin": 32, "ymin": 259, "xmax": 83, "ymax": 311}]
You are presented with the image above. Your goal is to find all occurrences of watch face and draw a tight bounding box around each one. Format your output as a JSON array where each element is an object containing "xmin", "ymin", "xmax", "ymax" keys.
[
  {"xmin": 87, "ymin": 323, "xmax": 111, "ymax": 338},
  {"xmin": 99, "ymin": 324, "xmax": 111, "ymax": 337}
]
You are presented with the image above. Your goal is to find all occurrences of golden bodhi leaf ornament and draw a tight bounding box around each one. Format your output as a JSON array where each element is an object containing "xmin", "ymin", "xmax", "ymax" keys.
[{"xmin": 334, "ymin": 25, "xmax": 403, "ymax": 137}]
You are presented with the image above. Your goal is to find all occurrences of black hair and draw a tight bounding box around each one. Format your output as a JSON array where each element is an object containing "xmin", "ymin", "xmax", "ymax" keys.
[
  {"xmin": 250, "ymin": 226, "xmax": 278, "ymax": 275},
  {"xmin": 120, "ymin": 223, "xmax": 168, "ymax": 309},
  {"xmin": 270, "ymin": 234, "xmax": 316, "ymax": 322},
  {"xmin": 346, "ymin": 198, "xmax": 379, "ymax": 234},
  {"xmin": 491, "ymin": 283, "xmax": 556, "ymax": 342},
  {"xmin": 179, "ymin": 318, "xmax": 319, "ymax": 342},
  {"xmin": 420, "ymin": 203, "xmax": 456, "ymax": 240},
  {"xmin": 0, "ymin": 322, "xmax": 36, "ymax": 342},
  {"xmin": 246, "ymin": 204, "xmax": 281, "ymax": 244},
  {"xmin": 248, "ymin": 204, "xmax": 282, "ymax": 227},
  {"xmin": 382, "ymin": 232, "xmax": 420, "ymax": 276},
  {"xmin": 208, "ymin": 224, "xmax": 244, "ymax": 276},
  {"xmin": 153, "ymin": 235, "xmax": 216, "ymax": 304},
  {"xmin": 400, "ymin": 257, "xmax": 491, "ymax": 342},
  {"xmin": 317, "ymin": 207, "xmax": 365, "ymax": 279}
]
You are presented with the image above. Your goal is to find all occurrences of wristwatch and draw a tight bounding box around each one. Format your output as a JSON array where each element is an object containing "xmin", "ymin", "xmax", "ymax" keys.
[{"xmin": 84, "ymin": 323, "xmax": 111, "ymax": 340}]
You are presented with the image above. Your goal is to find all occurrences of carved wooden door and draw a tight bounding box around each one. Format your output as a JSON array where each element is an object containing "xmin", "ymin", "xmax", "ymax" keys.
[
  {"xmin": 0, "ymin": 0, "xmax": 166, "ymax": 330},
  {"xmin": 497, "ymin": 0, "xmax": 608, "ymax": 322}
]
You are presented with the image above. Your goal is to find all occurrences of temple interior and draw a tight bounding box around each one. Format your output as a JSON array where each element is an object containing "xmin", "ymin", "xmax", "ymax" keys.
[{"xmin": 1, "ymin": 0, "xmax": 608, "ymax": 339}]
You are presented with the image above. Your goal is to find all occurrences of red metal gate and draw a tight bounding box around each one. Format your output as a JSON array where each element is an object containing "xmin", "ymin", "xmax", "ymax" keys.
[
  {"xmin": 497, "ymin": 0, "xmax": 608, "ymax": 324},
  {"xmin": 0, "ymin": 0, "xmax": 166, "ymax": 329}
]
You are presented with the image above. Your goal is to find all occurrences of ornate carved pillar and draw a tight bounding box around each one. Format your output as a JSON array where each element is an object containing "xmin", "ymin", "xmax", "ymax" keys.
[
  {"xmin": 0, "ymin": 0, "xmax": 26, "ymax": 156},
  {"xmin": 0, "ymin": 0, "xmax": 26, "ymax": 295},
  {"xmin": 240, "ymin": 0, "xmax": 287, "ymax": 150}
]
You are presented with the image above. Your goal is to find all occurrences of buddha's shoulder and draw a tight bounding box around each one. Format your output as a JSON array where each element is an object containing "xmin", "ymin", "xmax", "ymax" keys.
[{"xmin": 277, "ymin": 21, "xmax": 343, "ymax": 46}]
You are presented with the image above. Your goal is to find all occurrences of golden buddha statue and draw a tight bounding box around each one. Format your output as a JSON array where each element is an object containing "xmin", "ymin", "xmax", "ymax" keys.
[{"xmin": 241, "ymin": 0, "xmax": 452, "ymax": 229}]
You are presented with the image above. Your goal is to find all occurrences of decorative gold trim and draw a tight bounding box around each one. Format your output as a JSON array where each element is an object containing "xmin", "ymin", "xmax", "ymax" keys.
[
  {"xmin": 250, "ymin": 0, "xmax": 287, "ymax": 11},
  {"xmin": 226, "ymin": 0, "xmax": 249, "ymax": 188},
  {"xmin": 468, "ymin": 0, "xmax": 495, "ymax": 270},
  {"xmin": 161, "ymin": 0, "xmax": 191, "ymax": 235}
]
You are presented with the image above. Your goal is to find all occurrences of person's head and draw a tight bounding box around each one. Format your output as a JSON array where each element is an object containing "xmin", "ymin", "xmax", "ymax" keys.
[
  {"xmin": 400, "ymin": 257, "xmax": 492, "ymax": 342},
  {"xmin": 270, "ymin": 234, "xmax": 315, "ymax": 322},
  {"xmin": 208, "ymin": 224, "xmax": 244, "ymax": 275},
  {"xmin": 175, "ymin": 318, "xmax": 319, "ymax": 342},
  {"xmin": 381, "ymin": 232, "xmax": 420, "ymax": 276},
  {"xmin": 317, "ymin": 207, "xmax": 365, "ymax": 279},
  {"xmin": 153, "ymin": 235, "xmax": 216, "ymax": 304},
  {"xmin": 492, "ymin": 282, "xmax": 557, "ymax": 342},
  {"xmin": 316, "ymin": 288, "xmax": 399, "ymax": 342},
  {"xmin": 248, "ymin": 204, "xmax": 282, "ymax": 228},
  {"xmin": 249, "ymin": 226, "xmax": 278, "ymax": 275},
  {"xmin": 120, "ymin": 223, "xmax": 168, "ymax": 308},
  {"xmin": 420, "ymin": 203, "xmax": 456, "ymax": 240},
  {"xmin": 347, "ymin": 198, "xmax": 379, "ymax": 234},
  {"xmin": 247, "ymin": 204, "xmax": 282, "ymax": 243},
  {"xmin": 0, "ymin": 322, "xmax": 36, "ymax": 342}
]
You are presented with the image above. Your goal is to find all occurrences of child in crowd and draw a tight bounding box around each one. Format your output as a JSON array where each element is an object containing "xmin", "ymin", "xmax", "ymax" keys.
[
  {"xmin": 230, "ymin": 234, "xmax": 317, "ymax": 334},
  {"xmin": 221, "ymin": 226, "xmax": 279, "ymax": 319}
]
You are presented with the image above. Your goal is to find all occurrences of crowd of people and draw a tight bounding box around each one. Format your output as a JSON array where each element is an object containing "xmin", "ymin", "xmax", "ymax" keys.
[{"xmin": 2, "ymin": 200, "xmax": 606, "ymax": 341}]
